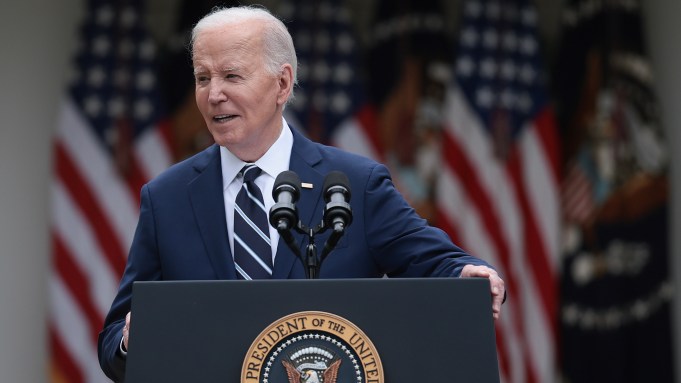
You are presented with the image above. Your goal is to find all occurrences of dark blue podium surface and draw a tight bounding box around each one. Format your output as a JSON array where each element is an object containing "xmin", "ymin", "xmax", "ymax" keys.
[{"xmin": 126, "ymin": 278, "xmax": 499, "ymax": 382}]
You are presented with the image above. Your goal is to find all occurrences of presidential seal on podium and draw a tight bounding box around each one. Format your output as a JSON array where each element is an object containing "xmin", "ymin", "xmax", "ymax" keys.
[{"xmin": 242, "ymin": 311, "xmax": 384, "ymax": 383}]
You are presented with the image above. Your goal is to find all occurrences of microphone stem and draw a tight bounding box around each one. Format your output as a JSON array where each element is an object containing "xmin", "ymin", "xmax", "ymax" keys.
[
  {"xmin": 306, "ymin": 230, "xmax": 318, "ymax": 279},
  {"xmin": 320, "ymin": 225, "xmax": 344, "ymax": 264}
]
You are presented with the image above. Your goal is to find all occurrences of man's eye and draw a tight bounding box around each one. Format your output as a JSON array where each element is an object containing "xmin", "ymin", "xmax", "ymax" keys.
[
  {"xmin": 226, "ymin": 74, "xmax": 240, "ymax": 79},
  {"xmin": 195, "ymin": 76, "xmax": 209, "ymax": 84}
]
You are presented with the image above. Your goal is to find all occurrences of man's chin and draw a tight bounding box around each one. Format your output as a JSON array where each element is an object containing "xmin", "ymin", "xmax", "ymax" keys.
[{"xmin": 208, "ymin": 127, "xmax": 241, "ymax": 147}]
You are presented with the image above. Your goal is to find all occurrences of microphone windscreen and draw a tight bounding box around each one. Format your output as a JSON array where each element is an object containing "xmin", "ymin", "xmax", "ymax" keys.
[
  {"xmin": 323, "ymin": 171, "xmax": 351, "ymax": 202},
  {"xmin": 273, "ymin": 170, "xmax": 301, "ymax": 198}
]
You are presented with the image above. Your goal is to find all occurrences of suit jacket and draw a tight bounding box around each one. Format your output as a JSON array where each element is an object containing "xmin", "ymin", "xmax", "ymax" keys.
[{"xmin": 98, "ymin": 127, "xmax": 490, "ymax": 381}]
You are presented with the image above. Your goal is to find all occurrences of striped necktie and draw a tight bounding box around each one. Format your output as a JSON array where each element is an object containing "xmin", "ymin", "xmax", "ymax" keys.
[{"xmin": 233, "ymin": 164, "xmax": 272, "ymax": 279}]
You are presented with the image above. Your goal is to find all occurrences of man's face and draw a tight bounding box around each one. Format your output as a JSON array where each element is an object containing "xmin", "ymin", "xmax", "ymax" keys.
[{"xmin": 192, "ymin": 21, "xmax": 289, "ymax": 160}]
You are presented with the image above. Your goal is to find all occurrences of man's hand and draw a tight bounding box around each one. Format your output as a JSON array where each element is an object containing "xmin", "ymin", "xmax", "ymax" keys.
[
  {"xmin": 122, "ymin": 312, "xmax": 131, "ymax": 350},
  {"xmin": 460, "ymin": 265, "xmax": 505, "ymax": 320}
]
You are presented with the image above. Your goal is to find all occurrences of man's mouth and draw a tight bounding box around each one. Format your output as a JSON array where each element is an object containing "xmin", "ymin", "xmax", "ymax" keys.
[{"xmin": 213, "ymin": 114, "xmax": 237, "ymax": 122}]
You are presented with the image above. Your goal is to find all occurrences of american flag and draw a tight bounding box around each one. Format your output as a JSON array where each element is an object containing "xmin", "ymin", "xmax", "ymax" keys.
[
  {"xmin": 49, "ymin": 0, "xmax": 173, "ymax": 381},
  {"xmin": 277, "ymin": 0, "xmax": 368, "ymax": 148},
  {"xmin": 561, "ymin": 157, "xmax": 595, "ymax": 225},
  {"xmin": 287, "ymin": 0, "xmax": 560, "ymax": 381},
  {"xmin": 441, "ymin": 1, "xmax": 560, "ymax": 382}
]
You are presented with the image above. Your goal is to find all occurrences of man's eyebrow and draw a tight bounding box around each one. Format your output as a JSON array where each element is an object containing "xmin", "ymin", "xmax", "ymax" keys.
[{"xmin": 193, "ymin": 66, "xmax": 240, "ymax": 75}]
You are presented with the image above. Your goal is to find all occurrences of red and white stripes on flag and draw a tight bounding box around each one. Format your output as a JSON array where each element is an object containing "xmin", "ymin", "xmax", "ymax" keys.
[
  {"xmin": 335, "ymin": 1, "xmax": 561, "ymax": 382},
  {"xmin": 334, "ymin": 87, "xmax": 561, "ymax": 383},
  {"xmin": 49, "ymin": 1, "xmax": 173, "ymax": 382},
  {"xmin": 438, "ymin": 1, "xmax": 560, "ymax": 381},
  {"xmin": 561, "ymin": 160, "xmax": 595, "ymax": 224},
  {"xmin": 440, "ymin": 86, "xmax": 560, "ymax": 383}
]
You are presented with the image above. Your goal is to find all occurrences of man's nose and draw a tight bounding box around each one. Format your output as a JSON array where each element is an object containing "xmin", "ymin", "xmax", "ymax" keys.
[{"xmin": 208, "ymin": 80, "xmax": 228, "ymax": 104}]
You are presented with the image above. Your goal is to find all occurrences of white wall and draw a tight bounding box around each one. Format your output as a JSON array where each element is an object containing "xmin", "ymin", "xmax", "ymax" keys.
[
  {"xmin": 0, "ymin": 1, "xmax": 676, "ymax": 382},
  {"xmin": 0, "ymin": 0, "xmax": 80, "ymax": 381}
]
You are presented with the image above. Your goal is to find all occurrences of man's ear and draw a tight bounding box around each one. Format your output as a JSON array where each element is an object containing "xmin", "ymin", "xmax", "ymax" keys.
[{"xmin": 276, "ymin": 63, "xmax": 294, "ymax": 106}]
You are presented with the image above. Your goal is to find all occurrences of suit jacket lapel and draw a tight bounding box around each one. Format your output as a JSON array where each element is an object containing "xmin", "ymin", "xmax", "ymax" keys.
[
  {"xmin": 188, "ymin": 145, "xmax": 237, "ymax": 279},
  {"xmin": 186, "ymin": 130, "xmax": 326, "ymax": 280},
  {"xmin": 272, "ymin": 128, "xmax": 326, "ymax": 279}
]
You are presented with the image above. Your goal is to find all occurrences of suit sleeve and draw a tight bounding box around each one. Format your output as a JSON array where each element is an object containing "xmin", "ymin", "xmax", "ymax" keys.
[
  {"xmin": 98, "ymin": 184, "xmax": 162, "ymax": 382},
  {"xmin": 361, "ymin": 163, "xmax": 491, "ymax": 277}
]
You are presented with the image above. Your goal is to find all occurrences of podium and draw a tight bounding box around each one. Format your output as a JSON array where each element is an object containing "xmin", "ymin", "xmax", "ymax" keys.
[{"xmin": 125, "ymin": 278, "xmax": 500, "ymax": 382}]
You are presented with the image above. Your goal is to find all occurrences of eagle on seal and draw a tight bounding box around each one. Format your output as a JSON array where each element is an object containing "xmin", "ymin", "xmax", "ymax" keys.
[{"xmin": 282, "ymin": 359, "xmax": 341, "ymax": 383}]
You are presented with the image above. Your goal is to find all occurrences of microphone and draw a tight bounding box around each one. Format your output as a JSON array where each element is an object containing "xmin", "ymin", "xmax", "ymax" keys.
[
  {"xmin": 269, "ymin": 171, "xmax": 301, "ymax": 233},
  {"xmin": 322, "ymin": 171, "xmax": 352, "ymax": 233},
  {"xmin": 319, "ymin": 171, "xmax": 352, "ymax": 263}
]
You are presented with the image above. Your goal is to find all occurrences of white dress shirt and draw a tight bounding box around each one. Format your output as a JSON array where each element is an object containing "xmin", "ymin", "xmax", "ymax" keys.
[{"xmin": 219, "ymin": 117, "xmax": 293, "ymax": 265}]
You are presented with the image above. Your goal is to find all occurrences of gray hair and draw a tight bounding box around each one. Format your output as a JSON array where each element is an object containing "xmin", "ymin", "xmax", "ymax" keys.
[{"xmin": 191, "ymin": 5, "xmax": 298, "ymax": 101}]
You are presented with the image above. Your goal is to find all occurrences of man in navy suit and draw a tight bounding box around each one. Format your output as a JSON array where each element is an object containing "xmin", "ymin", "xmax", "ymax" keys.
[{"xmin": 98, "ymin": 5, "xmax": 505, "ymax": 381}]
